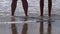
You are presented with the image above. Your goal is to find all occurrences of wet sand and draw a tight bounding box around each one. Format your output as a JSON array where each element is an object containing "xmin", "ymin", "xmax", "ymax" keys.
[
  {"xmin": 0, "ymin": 14, "xmax": 60, "ymax": 34},
  {"xmin": 0, "ymin": 0, "xmax": 60, "ymax": 34},
  {"xmin": 0, "ymin": 19, "xmax": 60, "ymax": 34}
]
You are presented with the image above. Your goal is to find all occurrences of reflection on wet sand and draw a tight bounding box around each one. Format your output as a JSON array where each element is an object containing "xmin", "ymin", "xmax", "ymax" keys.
[
  {"xmin": 40, "ymin": 18, "xmax": 44, "ymax": 34},
  {"xmin": 10, "ymin": 16, "xmax": 52, "ymax": 34},
  {"xmin": 11, "ymin": 17, "xmax": 28, "ymax": 34},
  {"xmin": 11, "ymin": 24, "xmax": 18, "ymax": 34},
  {"xmin": 11, "ymin": 17, "xmax": 18, "ymax": 34},
  {"xmin": 21, "ymin": 17, "xmax": 28, "ymax": 34},
  {"xmin": 21, "ymin": 23, "xmax": 28, "ymax": 34},
  {"xmin": 39, "ymin": 17, "xmax": 52, "ymax": 34},
  {"xmin": 47, "ymin": 19, "xmax": 52, "ymax": 34}
]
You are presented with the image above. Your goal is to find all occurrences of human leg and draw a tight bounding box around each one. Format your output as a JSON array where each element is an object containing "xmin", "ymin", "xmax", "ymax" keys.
[
  {"xmin": 21, "ymin": 0, "xmax": 28, "ymax": 16},
  {"xmin": 48, "ymin": 0, "xmax": 52, "ymax": 16},
  {"xmin": 40, "ymin": 0, "xmax": 44, "ymax": 16},
  {"xmin": 11, "ymin": 0, "xmax": 18, "ymax": 16}
]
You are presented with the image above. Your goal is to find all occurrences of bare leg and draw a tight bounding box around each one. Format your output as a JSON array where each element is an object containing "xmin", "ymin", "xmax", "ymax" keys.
[
  {"xmin": 11, "ymin": 0, "xmax": 17, "ymax": 16},
  {"xmin": 22, "ymin": 0, "xmax": 28, "ymax": 16},
  {"xmin": 40, "ymin": 0, "xmax": 44, "ymax": 16},
  {"xmin": 48, "ymin": 0, "xmax": 52, "ymax": 16}
]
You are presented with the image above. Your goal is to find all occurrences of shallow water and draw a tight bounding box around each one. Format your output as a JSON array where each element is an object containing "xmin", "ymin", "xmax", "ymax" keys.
[
  {"xmin": 0, "ymin": 20, "xmax": 60, "ymax": 34},
  {"xmin": 0, "ymin": 15, "xmax": 60, "ymax": 34},
  {"xmin": 0, "ymin": 0, "xmax": 60, "ymax": 34}
]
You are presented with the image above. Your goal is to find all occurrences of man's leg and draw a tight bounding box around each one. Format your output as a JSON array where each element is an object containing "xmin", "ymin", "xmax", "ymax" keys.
[
  {"xmin": 11, "ymin": 0, "xmax": 18, "ymax": 16},
  {"xmin": 40, "ymin": 0, "xmax": 44, "ymax": 16},
  {"xmin": 48, "ymin": 0, "xmax": 52, "ymax": 16},
  {"xmin": 21, "ymin": 0, "xmax": 28, "ymax": 16}
]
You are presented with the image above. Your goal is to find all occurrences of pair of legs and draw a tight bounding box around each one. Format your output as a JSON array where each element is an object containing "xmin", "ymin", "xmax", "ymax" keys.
[
  {"xmin": 11, "ymin": 0, "xmax": 28, "ymax": 16},
  {"xmin": 40, "ymin": 0, "xmax": 52, "ymax": 16},
  {"xmin": 11, "ymin": 0, "xmax": 52, "ymax": 16}
]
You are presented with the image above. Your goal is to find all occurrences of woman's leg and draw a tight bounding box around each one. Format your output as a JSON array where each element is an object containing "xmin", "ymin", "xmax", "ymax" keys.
[
  {"xmin": 11, "ymin": 0, "xmax": 18, "ymax": 16},
  {"xmin": 22, "ymin": 0, "xmax": 28, "ymax": 16},
  {"xmin": 48, "ymin": 0, "xmax": 52, "ymax": 16},
  {"xmin": 40, "ymin": 0, "xmax": 44, "ymax": 16}
]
